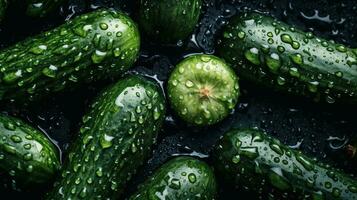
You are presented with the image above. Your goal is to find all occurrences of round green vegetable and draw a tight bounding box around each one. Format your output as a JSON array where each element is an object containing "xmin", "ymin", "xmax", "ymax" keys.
[
  {"xmin": 139, "ymin": 0, "xmax": 202, "ymax": 43},
  {"xmin": 0, "ymin": 9, "xmax": 140, "ymax": 102},
  {"xmin": 25, "ymin": 0, "xmax": 66, "ymax": 17},
  {"xmin": 217, "ymin": 12, "xmax": 357, "ymax": 104},
  {"xmin": 129, "ymin": 156, "xmax": 217, "ymax": 200},
  {"xmin": 213, "ymin": 128, "xmax": 357, "ymax": 200},
  {"xmin": 168, "ymin": 54, "xmax": 240, "ymax": 126},
  {"xmin": 0, "ymin": 114, "xmax": 60, "ymax": 191}
]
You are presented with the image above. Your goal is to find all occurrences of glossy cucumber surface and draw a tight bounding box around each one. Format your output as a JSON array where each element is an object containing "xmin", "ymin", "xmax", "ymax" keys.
[
  {"xmin": 129, "ymin": 156, "xmax": 217, "ymax": 200},
  {"xmin": 213, "ymin": 128, "xmax": 357, "ymax": 199},
  {"xmin": 218, "ymin": 12, "xmax": 357, "ymax": 104},
  {"xmin": 46, "ymin": 76, "xmax": 166, "ymax": 200},
  {"xmin": 26, "ymin": 0, "xmax": 66, "ymax": 17},
  {"xmin": 139, "ymin": 0, "xmax": 202, "ymax": 43},
  {"xmin": 0, "ymin": 9, "xmax": 140, "ymax": 102},
  {"xmin": 0, "ymin": 114, "xmax": 60, "ymax": 191}
]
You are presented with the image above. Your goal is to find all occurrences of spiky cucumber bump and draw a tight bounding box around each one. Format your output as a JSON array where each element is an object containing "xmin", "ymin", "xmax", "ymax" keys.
[
  {"xmin": 46, "ymin": 76, "xmax": 166, "ymax": 200},
  {"xmin": 168, "ymin": 54, "xmax": 239, "ymax": 126},
  {"xmin": 129, "ymin": 156, "xmax": 217, "ymax": 200},
  {"xmin": 0, "ymin": 114, "xmax": 60, "ymax": 191}
]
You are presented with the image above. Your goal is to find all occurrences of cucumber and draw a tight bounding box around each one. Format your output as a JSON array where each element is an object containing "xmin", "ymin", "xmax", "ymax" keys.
[
  {"xmin": 0, "ymin": 114, "xmax": 60, "ymax": 191},
  {"xmin": 46, "ymin": 75, "xmax": 166, "ymax": 200},
  {"xmin": 129, "ymin": 156, "xmax": 217, "ymax": 200},
  {"xmin": 0, "ymin": 0, "xmax": 8, "ymax": 21},
  {"xmin": 217, "ymin": 12, "xmax": 357, "ymax": 104},
  {"xmin": 139, "ymin": 0, "xmax": 202, "ymax": 43},
  {"xmin": 213, "ymin": 128, "xmax": 357, "ymax": 199},
  {"xmin": 167, "ymin": 54, "xmax": 239, "ymax": 126},
  {"xmin": 0, "ymin": 9, "xmax": 140, "ymax": 102},
  {"xmin": 25, "ymin": 0, "xmax": 66, "ymax": 17}
]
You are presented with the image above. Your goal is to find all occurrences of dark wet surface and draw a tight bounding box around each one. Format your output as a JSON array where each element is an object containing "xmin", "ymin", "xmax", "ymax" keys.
[{"xmin": 0, "ymin": 0, "xmax": 356, "ymax": 199}]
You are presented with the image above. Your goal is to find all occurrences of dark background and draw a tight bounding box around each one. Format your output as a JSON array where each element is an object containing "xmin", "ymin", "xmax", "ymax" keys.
[{"xmin": 0, "ymin": 0, "xmax": 356, "ymax": 199}]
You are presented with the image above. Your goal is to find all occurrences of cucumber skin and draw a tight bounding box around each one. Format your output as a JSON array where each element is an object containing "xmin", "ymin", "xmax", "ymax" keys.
[
  {"xmin": 129, "ymin": 156, "xmax": 217, "ymax": 200},
  {"xmin": 213, "ymin": 129, "xmax": 357, "ymax": 200},
  {"xmin": 0, "ymin": 9, "xmax": 140, "ymax": 102},
  {"xmin": 26, "ymin": 0, "xmax": 66, "ymax": 17},
  {"xmin": 46, "ymin": 76, "xmax": 166, "ymax": 200},
  {"xmin": 0, "ymin": 114, "xmax": 60, "ymax": 191},
  {"xmin": 139, "ymin": 0, "xmax": 202, "ymax": 43},
  {"xmin": 167, "ymin": 54, "xmax": 240, "ymax": 126},
  {"xmin": 217, "ymin": 12, "xmax": 357, "ymax": 104},
  {"xmin": 0, "ymin": 0, "xmax": 8, "ymax": 21}
]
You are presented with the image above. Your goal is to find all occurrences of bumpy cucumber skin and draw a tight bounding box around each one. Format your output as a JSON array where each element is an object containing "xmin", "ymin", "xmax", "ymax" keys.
[
  {"xmin": 46, "ymin": 76, "xmax": 166, "ymax": 200},
  {"xmin": 217, "ymin": 12, "xmax": 357, "ymax": 104},
  {"xmin": 129, "ymin": 156, "xmax": 217, "ymax": 200},
  {"xmin": 0, "ymin": 114, "xmax": 60, "ymax": 191},
  {"xmin": 168, "ymin": 54, "xmax": 239, "ymax": 126},
  {"xmin": 0, "ymin": 0, "xmax": 8, "ymax": 21},
  {"xmin": 139, "ymin": 0, "xmax": 202, "ymax": 43},
  {"xmin": 0, "ymin": 9, "xmax": 140, "ymax": 102},
  {"xmin": 213, "ymin": 129, "xmax": 357, "ymax": 200},
  {"xmin": 26, "ymin": 0, "xmax": 66, "ymax": 17}
]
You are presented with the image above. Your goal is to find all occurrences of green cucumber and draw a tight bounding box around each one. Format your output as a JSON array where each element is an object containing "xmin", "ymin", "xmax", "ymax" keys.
[
  {"xmin": 167, "ymin": 54, "xmax": 239, "ymax": 126},
  {"xmin": 217, "ymin": 12, "xmax": 357, "ymax": 104},
  {"xmin": 129, "ymin": 156, "xmax": 217, "ymax": 200},
  {"xmin": 139, "ymin": 0, "xmax": 202, "ymax": 43},
  {"xmin": 46, "ymin": 75, "xmax": 166, "ymax": 199},
  {"xmin": 0, "ymin": 114, "xmax": 60, "ymax": 191},
  {"xmin": 26, "ymin": 0, "xmax": 66, "ymax": 17},
  {"xmin": 0, "ymin": 9, "xmax": 140, "ymax": 102},
  {"xmin": 213, "ymin": 128, "xmax": 357, "ymax": 199},
  {"xmin": 0, "ymin": 0, "xmax": 8, "ymax": 21}
]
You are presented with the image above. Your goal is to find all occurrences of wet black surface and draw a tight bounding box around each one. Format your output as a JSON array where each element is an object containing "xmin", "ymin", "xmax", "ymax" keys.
[{"xmin": 0, "ymin": 0, "xmax": 357, "ymax": 199}]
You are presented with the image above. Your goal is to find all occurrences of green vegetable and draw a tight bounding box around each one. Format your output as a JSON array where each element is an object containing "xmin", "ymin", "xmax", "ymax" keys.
[
  {"xmin": 46, "ymin": 75, "xmax": 166, "ymax": 200},
  {"xmin": 213, "ymin": 128, "xmax": 357, "ymax": 199},
  {"xmin": 0, "ymin": 114, "xmax": 60, "ymax": 191},
  {"xmin": 139, "ymin": 0, "xmax": 202, "ymax": 43},
  {"xmin": 167, "ymin": 54, "xmax": 239, "ymax": 126},
  {"xmin": 25, "ymin": 0, "xmax": 66, "ymax": 17},
  {"xmin": 0, "ymin": 9, "xmax": 140, "ymax": 102},
  {"xmin": 129, "ymin": 156, "xmax": 217, "ymax": 200},
  {"xmin": 217, "ymin": 12, "xmax": 357, "ymax": 104},
  {"xmin": 0, "ymin": 0, "xmax": 8, "ymax": 21}
]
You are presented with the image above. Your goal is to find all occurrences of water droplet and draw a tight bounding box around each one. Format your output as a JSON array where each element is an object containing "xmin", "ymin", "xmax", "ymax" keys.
[
  {"xmin": 238, "ymin": 31, "xmax": 246, "ymax": 39},
  {"xmin": 3, "ymin": 143, "xmax": 16, "ymax": 154},
  {"xmin": 23, "ymin": 144, "xmax": 31, "ymax": 150},
  {"xmin": 96, "ymin": 168, "xmax": 103, "ymax": 177},
  {"xmin": 169, "ymin": 178, "xmax": 181, "ymax": 189},
  {"xmin": 10, "ymin": 135, "xmax": 22, "ymax": 143},
  {"xmin": 277, "ymin": 76, "xmax": 286, "ymax": 85},
  {"xmin": 291, "ymin": 53, "xmax": 303, "ymax": 65},
  {"xmin": 334, "ymin": 71, "xmax": 343, "ymax": 78},
  {"xmin": 91, "ymin": 50, "xmax": 107, "ymax": 64},
  {"xmin": 244, "ymin": 47, "xmax": 260, "ymax": 65},
  {"xmin": 42, "ymin": 65, "xmax": 57, "ymax": 78},
  {"xmin": 277, "ymin": 46, "xmax": 285, "ymax": 53},
  {"xmin": 270, "ymin": 142, "xmax": 284, "ymax": 155},
  {"xmin": 296, "ymin": 154, "xmax": 314, "ymax": 171},
  {"xmin": 281, "ymin": 34, "xmax": 293, "ymax": 44},
  {"xmin": 100, "ymin": 134, "xmax": 114, "ymax": 149},
  {"xmin": 113, "ymin": 48, "xmax": 121, "ymax": 57},
  {"xmin": 99, "ymin": 23, "xmax": 108, "ymax": 30},
  {"xmin": 29, "ymin": 45, "xmax": 47, "ymax": 55},
  {"xmin": 185, "ymin": 80, "xmax": 194, "ymax": 88},
  {"xmin": 308, "ymin": 81, "xmax": 319, "ymax": 93},
  {"xmin": 4, "ymin": 122, "xmax": 16, "ymax": 130},
  {"xmin": 266, "ymin": 53, "xmax": 281, "ymax": 72},
  {"xmin": 188, "ymin": 173, "xmax": 196, "ymax": 183},
  {"xmin": 289, "ymin": 67, "xmax": 300, "ymax": 77},
  {"xmin": 232, "ymin": 155, "xmax": 240, "ymax": 164}
]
